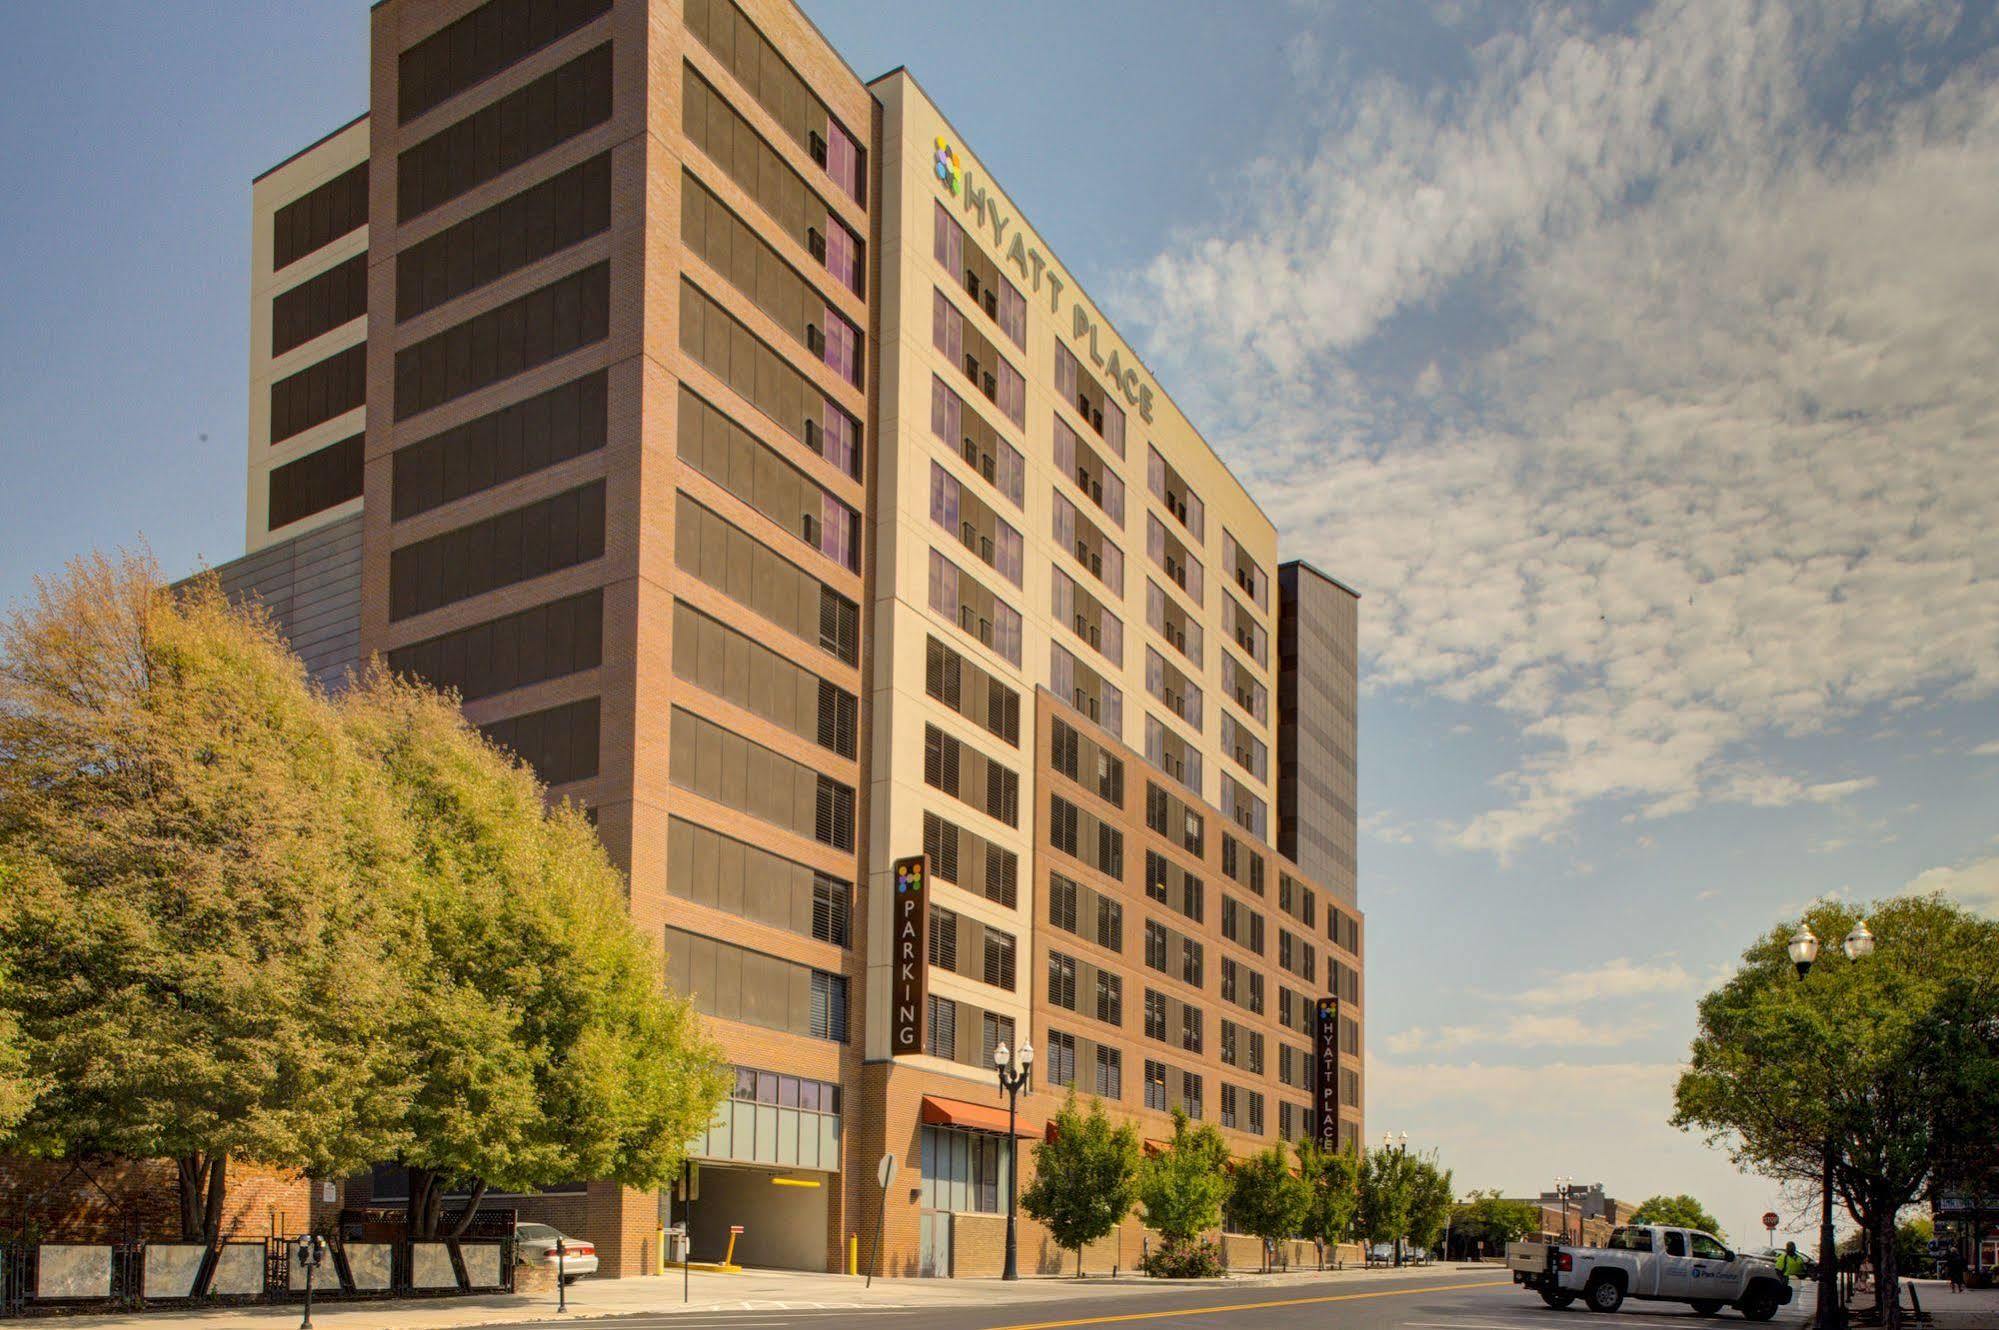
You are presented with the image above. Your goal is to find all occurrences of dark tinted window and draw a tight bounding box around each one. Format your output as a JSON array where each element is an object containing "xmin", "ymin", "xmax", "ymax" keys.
[
  {"xmin": 397, "ymin": 43, "xmax": 613, "ymax": 222},
  {"xmin": 387, "ymin": 589, "xmax": 603, "ymax": 702},
  {"xmin": 388, "ymin": 480, "xmax": 605, "ymax": 620},
  {"xmin": 398, "ymin": 0, "xmax": 612, "ymax": 124},
  {"xmin": 273, "ymin": 163, "xmax": 368, "ymax": 271},
  {"xmin": 392, "ymin": 370, "xmax": 607, "ymax": 520},
  {"xmin": 267, "ymin": 433, "xmax": 364, "ymax": 530},
  {"xmin": 393, "ymin": 261, "xmax": 609, "ymax": 420},
  {"xmin": 479, "ymin": 696, "xmax": 599, "ymax": 785},
  {"xmin": 272, "ymin": 253, "xmax": 368, "ymax": 356},
  {"xmin": 270, "ymin": 343, "xmax": 366, "ymax": 444},
  {"xmin": 397, "ymin": 154, "xmax": 612, "ymax": 321}
]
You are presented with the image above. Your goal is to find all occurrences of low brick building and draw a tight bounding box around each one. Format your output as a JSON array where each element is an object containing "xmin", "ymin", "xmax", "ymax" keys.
[{"xmin": 0, "ymin": 1155, "xmax": 316, "ymax": 1243}]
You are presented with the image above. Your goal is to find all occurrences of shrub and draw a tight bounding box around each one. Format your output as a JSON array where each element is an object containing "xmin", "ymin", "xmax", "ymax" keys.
[{"xmin": 1141, "ymin": 1238, "xmax": 1226, "ymax": 1279}]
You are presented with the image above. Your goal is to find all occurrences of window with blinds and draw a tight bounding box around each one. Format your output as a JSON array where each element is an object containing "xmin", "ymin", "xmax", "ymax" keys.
[
  {"xmin": 922, "ymin": 811, "xmax": 1017, "ymax": 908},
  {"xmin": 925, "ymin": 636, "xmax": 1021, "ymax": 746},
  {"xmin": 668, "ymin": 707, "xmax": 853, "ymax": 850},
  {"xmin": 923, "ymin": 724, "xmax": 1019, "ymax": 827}
]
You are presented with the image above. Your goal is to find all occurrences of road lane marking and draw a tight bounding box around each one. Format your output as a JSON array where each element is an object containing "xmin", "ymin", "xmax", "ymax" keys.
[{"xmin": 980, "ymin": 1280, "xmax": 1512, "ymax": 1330}]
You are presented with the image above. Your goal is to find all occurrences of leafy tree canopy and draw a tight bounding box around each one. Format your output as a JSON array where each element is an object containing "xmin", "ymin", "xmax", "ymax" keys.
[
  {"xmin": 1453, "ymin": 1189, "xmax": 1540, "ymax": 1250},
  {"xmin": 1296, "ymin": 1139, "xmax": 1363, "ymax": 1249},
  {"xmin": 1227, "ymin": 1144, "xmax": 1309, "ymax": 1261},
  {"xmin": 1020, "ymin": 1094, "xmax": 1141, "ymax": 1274},
  {"xmin": 1630, "ymin": 1193, "xmax": 1724, "ymax": 1236},
  {"xmin": 1138, "ymin": 1111, "xmax": 1232, "ymax": 1244}
]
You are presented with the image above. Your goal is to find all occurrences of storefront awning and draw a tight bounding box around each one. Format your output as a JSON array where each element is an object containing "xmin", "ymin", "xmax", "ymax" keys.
[{"xmin": 919, "ymin": 1094, "xmax": 1036, "ymax": 1138}]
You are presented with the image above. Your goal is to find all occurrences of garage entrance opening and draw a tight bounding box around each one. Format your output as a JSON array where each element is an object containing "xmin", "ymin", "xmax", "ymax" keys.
[{"xmin": 680, "ymin": 1165, "xmax": 830, "ymax": 1272}]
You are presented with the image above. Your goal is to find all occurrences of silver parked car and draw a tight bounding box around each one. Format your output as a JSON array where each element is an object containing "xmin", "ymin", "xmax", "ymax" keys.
[{"xmin": 514, "ymin": 1223, "xmax": 598, "ymax": 1283}]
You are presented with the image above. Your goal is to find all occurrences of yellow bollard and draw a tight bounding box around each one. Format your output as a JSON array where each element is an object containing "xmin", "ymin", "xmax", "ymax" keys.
[
  {"xmin": 724, "ymin": 1225, "xmax": 741, "ymax": 1269},
  {"xmin": 656, "ymin": 1225, "xmax": 667, "ymax": 1276},
  {"xmin": 847, "ymin": 1234, "xmax": 859, "ymax": 1276}
]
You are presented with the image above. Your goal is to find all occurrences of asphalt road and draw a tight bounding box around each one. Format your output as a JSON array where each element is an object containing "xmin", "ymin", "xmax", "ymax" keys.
[{"xmin": 479, "ymin": 1271, "xmax": 1813, "ymax": 1330}]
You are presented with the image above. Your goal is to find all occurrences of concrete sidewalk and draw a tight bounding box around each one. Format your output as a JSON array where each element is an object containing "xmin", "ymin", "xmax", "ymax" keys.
[
  {"xmin": 40, "ymin": 1261, "xmax": 1498, "ymax": 1330},
  {"xmin": 1888, "ymin": 1277, "xmax": 1999, "ymax": 1329}
]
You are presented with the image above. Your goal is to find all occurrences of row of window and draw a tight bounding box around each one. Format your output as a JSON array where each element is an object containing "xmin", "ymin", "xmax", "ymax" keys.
[
  {"xmin": 1145, "ymin": 714, "xmax": 1202, "ymax": 797},
  {"xmin": 934, "ymin": 200, "xmax": 1025, "ymax": 349},
  {"xmin": 674, "ymin": 493, "xmax": 860, "ymax": 667},
  {"xmin": 392, "ymin": 368, "xmax": 607, "ymax": 521},
  {"xmin": 671, "ymin": 601, "xmax": 857, "ymax": 759},
  {"xmin": 1220, "ymin": 956, "xmax": 1266, "ymax": 1016},
  {"xmin": 388, "ymin": 479, "xmax": 605, "ymax": 622},
  {"xmin": 270, "ymin": 343, "xmax": 365, "ymax": 446},
  {"xmin": 1050, "ymin": 717, "xmax": 1123, "ymax": 806},
  {"xmin": 1052, "ymin": 566, "xmax": 1123, "ymax": 667},
  {"xmin": 273, "ymin": 161, "xmax": 367, "ymax": 273},
  {"xmin": 1041, "ymin": 1031, "xmax": 1124, "ymax": 1100},
  {"xmin": 1143, "ymin": 918, "xmax": 1205, "ymax": 991},
  {"xmin": 1222, "ymin": 832, "xmax": 1266, "ymax": 895},
  {"xmin": 267, "ymin": 433, "xmax": 363, "ymax": 531},
  {"xmin": 1048, "ymin": 793, "xmax": 1123, "ymax": 879},
  {"xmin": 397, "ymin": 43, "xmax": 613, "ymax": 223},
  {"xmin": 1144, "ymin": 781, "xmax": 1205, "ymax": 856},
  {"xmin": 680, "ymin": 275, "xmax": 864, "ymax": 489},
  {"xmin": 668, "ymin": 705, "xmax": 854, "ymax": 851},
  {"xmin": 1219, "ymin": 1018, "xmax": 1267, "ymax": 1075},
  {"xmin": 925, "ymin": 636, "xmax": 1021, "ymax": 747},
  {"xmin": 1051, "ymin": 642, "xmax": 1123, "ymax": 737},
  {"xmin": 1220, "ymin": 893, "xmax": 1266, "ymax": 957},
  {"xmin": 931, "ymin": 375, "xmax": 1025, "ymax": 508},
  {"xmin": 398, "ymin": 153, "xmax": 611, "ymax": 323},
  {"xmin": 927, "ymin": 903, "xmax": 1016, "ymax": 993},
  {"xmin": 396, "ymin": 0, "xmax": 610, "ymax": 125},
  {"xmin": 387, "ymin": 588, "xmax": 602, "ymax": 704},
  {"xmin": 930, "ymin": 461, "xmax": 1022, "ymax": 587},
  {"xmin": 394, "ymin": 261, "xmax": 611, "ymax": 422},
  {"xmin": 923, "ymin": 723, "xmax": 1020, "ymax": 828},
  {"xmin": 1220, "ymin": 772, "xmax": 1269, "ymax": 840},
  {"xmin": 1047, "ymin": 872, "xmax": 1123, "ymax": 953},
  {"xmin": 923, "ymin": 810, "xmax": 1019, "ymax": 910},
  {"xmin": 1056, "ymin": 413, "xmax": 1124, "ymax": 528},
  {"xmin": 479, "ymin": 696, "xmax": 599, "ymax": 786},
  {"xmin": 272, "ymin": 253, "xmax": 367, "ymax": 356},
  {"xmin": 934, "ymin": 289, "xmax": 1025, "ymax": 429},
  {"xmin": 923, "ymin": 994, "xmax": 1012, "ymax": 1070},
  {"xmin": 676, "ymin": 382, "xmax": 859, "ymax": 573},
  {"xmin": 928, "ymin": 548, "xmax": 1022, "ymax": 667},
  {"xmin": 683, "ymin": 0, "xmax": 865, "ymax": 206},
  {"xmin": 681, "ymin": 66, "xmax": 863, "ymax": 295},
  {"xmin": 1277, "ymin": 927, "xmax": 1318, "ymax": 984},
  {"xmin": 730, "ymin": 1064, "xmax": 840, "ymax": 1115},
  {"xmin": 666, "ymin": 816, "xmax": 850, "ymax": 948},
  {"xmin": 1143, "ymin": 849, "xmax": 1205, "ymax": 925},
  {"xmin": 1047, "ymin": 950, "xmax": 1123, "ymax": 1028},
  {"xmin": 665, "ymin": 926, "xmax": 847, "ymax": 1042}
]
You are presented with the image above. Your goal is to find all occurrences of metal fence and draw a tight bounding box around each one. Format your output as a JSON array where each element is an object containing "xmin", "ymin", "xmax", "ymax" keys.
[{"xmin": 0, "ymin": 1236, "xmax": 515, "ymax": 1316}]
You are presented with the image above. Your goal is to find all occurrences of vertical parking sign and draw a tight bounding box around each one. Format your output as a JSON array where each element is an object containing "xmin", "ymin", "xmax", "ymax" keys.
[{"xmin": 890, "ymin": 855, "xmax": 928, "ymax": 1055}]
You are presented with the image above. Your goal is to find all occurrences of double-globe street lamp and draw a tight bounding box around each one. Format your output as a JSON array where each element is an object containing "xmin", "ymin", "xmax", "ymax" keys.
[
  {"xmin": 1787, "ymin": 917, "xmax": 1876, "ymax": 1330},
  {"xmin": 994, "ymin": 1039, "xmax": 1034, "ymax": 1281}
]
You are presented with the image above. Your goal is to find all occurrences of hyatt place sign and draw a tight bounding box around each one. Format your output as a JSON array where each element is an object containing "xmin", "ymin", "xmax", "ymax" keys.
[{"xmin": 934, "ymin": 139, "xmax": 1157, "ymax": 425}]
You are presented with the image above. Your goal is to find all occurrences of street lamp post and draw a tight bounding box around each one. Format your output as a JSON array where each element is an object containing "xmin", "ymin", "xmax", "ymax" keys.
[
  {"xmin": 1555, "ymin": 1176, "xmax": 1573, "ymax": 1247},
  {"xmin": 1384, "ymin": 1131, "xmax": 1410, "ymax": 1266},
  {"xmin": 994, "ymin": 1039, "xmax": 1034, "ymax": 1282},
  {"xmin": 1788, "ymin": 918, "xmax": 1875, "ymax": 1330}
]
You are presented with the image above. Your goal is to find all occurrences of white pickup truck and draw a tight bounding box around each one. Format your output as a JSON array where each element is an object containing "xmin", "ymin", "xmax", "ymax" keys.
[{"xmin": 1507, "ymin": 1224, "xmax": 1794, "ymax": 1320}]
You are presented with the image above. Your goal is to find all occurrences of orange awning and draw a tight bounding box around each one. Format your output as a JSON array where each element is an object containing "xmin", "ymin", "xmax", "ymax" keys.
[{"xmin": 920, "ymin": 1094, "xmax": 1037, "ymax": 1138}]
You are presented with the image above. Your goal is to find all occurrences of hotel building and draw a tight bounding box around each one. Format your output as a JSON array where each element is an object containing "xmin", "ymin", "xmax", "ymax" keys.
[{"xmin": 217, "ymin": 0, "xmax": 1363, "ymax": 1279}]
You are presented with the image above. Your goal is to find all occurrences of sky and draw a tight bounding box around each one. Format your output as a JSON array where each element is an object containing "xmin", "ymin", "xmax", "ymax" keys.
[{"xmin": 3, "ymin": 0, "xmax": 1998, "ymax": 1250}]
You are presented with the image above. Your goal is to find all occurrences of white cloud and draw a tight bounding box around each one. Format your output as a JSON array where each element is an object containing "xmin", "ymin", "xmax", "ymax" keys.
[
  {"xmin": 1122, "ymin": 1, "xmax": 1999, "ymax": 859},
  {"xmin": 1512, "ymin": 957, "xmax": 1692, "ymax": 1008},
  {"xmin": 1386, "ymin": 1011, "xmax": 1657, "ymax": 1055},
  {"xmin": 1902, "ymin": 854, "xmax": 1999, "ymax": 912},
  {"xmin": 1970, "ymin": 740, "xmax": 1999, "ymax": 756},
  {"xmin": 1359, "ymin": 809, "xmax": 1418, "ymax": 845}
]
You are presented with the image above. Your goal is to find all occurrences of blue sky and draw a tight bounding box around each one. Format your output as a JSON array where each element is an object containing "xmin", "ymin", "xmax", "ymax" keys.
[{"xmin": 4, "ymin": 0, "xmax": 1998, "ymax": 1247}]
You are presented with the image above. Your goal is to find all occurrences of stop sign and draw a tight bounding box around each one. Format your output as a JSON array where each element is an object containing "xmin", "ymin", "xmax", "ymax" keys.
[{"xmin": 1763, "ymin": 1212, "xmax": 1780, "ymax": 1231}]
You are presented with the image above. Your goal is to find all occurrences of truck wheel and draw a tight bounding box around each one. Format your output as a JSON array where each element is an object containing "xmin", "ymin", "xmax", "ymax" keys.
[
  {"xmin": 1736, "ymin": 1288, "xmax": 1779, "ymax": 1322},
  {"xmin": 1540, "ymin": 1290, "xmax": 1577, "ymax": 1309},
  {"xmin": 1585, "ymin": 1278, "xmax": 1625, "ymax": 1314},
  {"xmin": 1691, "ymin": 1300, "xmax": 1724, "ymax": 1316}
]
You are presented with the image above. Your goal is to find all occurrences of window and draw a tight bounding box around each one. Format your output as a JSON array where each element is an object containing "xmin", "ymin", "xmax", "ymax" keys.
[
  {"xmin": 396, "ymin": 0, "xmax": 612, "ymax": 123},
  {"xmin": 926, "ymin": 995, "xmax": 957, "ymax": 1057},
  {"xmin": 1147, "ymin": 513, "xmax": 1204, "ymax": 604},
  {"xmin": 1181, "ymin": 938, "xmax": 1204, "ymax": 988},
  {"xmin": 1247, "ymin": 1092, "xmax": 1264, "ymax": 1135},
  {"xmin": 1180, "ymin": 1004, "xmax": 1203, "ymax": 1054},
  {"xmin": 270, "ymin": 342, "xmax": 366, "ymax": 444},
  {"xmin": 809, "ymin": 970, "xmax": 848, "ymax": 1042},
  {"xmin": 273, "ymin": 162, "xmax": 366, "ymax": 270},
  {"xmin": 929, "ymin": 548, "xmax": 1023, "ymax": 666},
  {"xmin": 268, "ymin": 433, "xmax": 365, "ymax": 532},
  {"xmin": 1095, "ymin": 1045, "xmax": 1122, "ymax": 1099},
  {"xmin": 1182, "ymin": 1072, "xmax": 1203, "ymax": 1121},
  {"xmin": 923, "ymin": 723, "xmax": 1020, "ymax": 826},
  {"xmin": 1096, "ymin": 897, "xmax": 1123, "ymax": 952},
  {"xmin": 929, "ymin": 905, "xmax": 958, "ymax": 971},
  {"xmin": 1045, "ymin": 1030, "xmax": 1077, "ymax": 1089},
  {"xmin": 673, "ymin": 603, "xmax": 856, "ymax": 757},
  {"xmin": 1247, "ymin": 971, "xmax": 1265, "ymax": 1015},
  {"xmin": 390, "ymin": 482, "xmax": 606, "ymax": 620},
  {"xmin": 926, "ymin": 636, "xmax": 1021, "ymax": 746},
  {"xmin": 1050, "ymin": 874, "xmax": 1080, "ymax": 934},
  {"xmin": 1145, "ymin": 921, "xmax": 1168, "ymax": 973},
  {"xmin": 931, "ymin": 375, "xmax": 1024, "ymax": 507},
  {"xmin": 1144, "ymin": 990, "xmax": 1167, "ymax": 1041},
  {"xmin": 1147, "ymin": 444, "xmax": 1205, "ymax": 540},
  {"xmin": 984, "ymin": 929, "xmax": 1015, "ymax": 991},
  {"xmin": 1143, "ymin": 1060, "xmax": 1168, "ymax": 1111},
  {"xmin": 926, "ymin": 810, "xmax": 1017, "ymax": 907},
  {"xmin": 983, "ymin": 1011, "xmax": 1014, "ymax": 1068},
  {"xmin": 920, "ymin": 1125, "xmax": 1009, "ymax": 1215},
  {"xmin": 274, "ymin": 252, "xmax": 367, "ymax": 354},
  {"xmin": 1095, "ymin": 970, "xmax": 1122, "ymax": 1026},
  {"xmin": 1221, "ymin": 1082, "xmax": 1239, "ymax": 1129},
  {"xmin": 1221, "ymin": 959, "xmax": 1239, "ymax": 1005},
  {"xmin": 931, "ymin": 462, "xmax": 1023, "ymax": 586},
  {"xmin": 1048, "ymin": 953, "xmax": 1078, "ymax": 1011},
  {"xmin": 1689, "ymin": 1233, "xmax": 1730, "ymax": 1261}
]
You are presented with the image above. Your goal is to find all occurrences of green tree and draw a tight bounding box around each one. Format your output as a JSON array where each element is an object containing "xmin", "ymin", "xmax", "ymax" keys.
[
  {"xmin": 1020, "ymin": 1094, "xmax": 1141, "ymax": 1276},
  {"xmin": 342, "ymin": 667, "xmax": 728, "ymax": 1238},
  {"xmin": 1357, "ymin": 1144, "xmax": 1418, "ymax": 1259},
  {"xmin": 1407, "ymin": 1155, "xmax": 1455, "ymax": 1255},
  {"xmin": 0, "ymin": 959, "xmax": 41, "ymax": 1134},
  {"xmin": 1296, "ymin": 1139, "xmax": 1363, "ymax": 1256},
  {"xmin": 0, "ymin": 557, "xmax": 407, "ymax": 1245},
  {"xmin": 1673, "ymin": 895, "xmax": 1999, "ymax": 1329},
  {"xmin": 1451, "ymin": 1190, "xmax": 1540, "ymax": 1257},
  {"xmin": 1138, "ymin": 1111, "xmax": 1232, "ymax": 1252},
  {"xmin": 1226, "ymin": 1144, "xmax": 1309, "ymax": 1271},
  {"xmin": 1630, "ymin": 1193, "xmax": 1724, "ymax": 1236}
]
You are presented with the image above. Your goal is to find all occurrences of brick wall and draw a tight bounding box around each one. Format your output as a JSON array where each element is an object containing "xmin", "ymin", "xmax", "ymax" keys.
[{"xmin": 0, "ymin": 1155, "xmax": 313, "ymax": 1242}]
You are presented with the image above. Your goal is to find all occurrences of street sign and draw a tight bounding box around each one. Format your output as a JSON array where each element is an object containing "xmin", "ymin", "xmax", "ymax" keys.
[
  {"xmin": 877, "ymin": 1153, "xmax": 897, "ymax": 1189},
  {"xmin": 1763, "ymin": 1211, "xmax": 1780, "ymax": 1232}
]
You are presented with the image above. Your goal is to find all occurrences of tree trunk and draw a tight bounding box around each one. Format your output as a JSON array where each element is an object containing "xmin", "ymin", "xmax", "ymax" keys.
[
  {"xmin": 1875, "ymin": 1209, "xmax": 1901, "ymax": 1330},
  {"xmin": 175, "ymin": 1154, "xmax": 226, "ymax": 1245},
  {"xmin": 446, "ymin": 1180, "xmax": 489, "ymax": 1239},
  {"xmin": 406, "ymin": 1165, "xmax": 435, "ymax": 1242}
]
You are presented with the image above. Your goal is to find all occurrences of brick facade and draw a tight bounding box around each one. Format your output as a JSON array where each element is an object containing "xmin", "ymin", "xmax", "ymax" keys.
[{"xmin": 0, "ymin": 1155, "xmax": 313, "ymax": 1243}]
